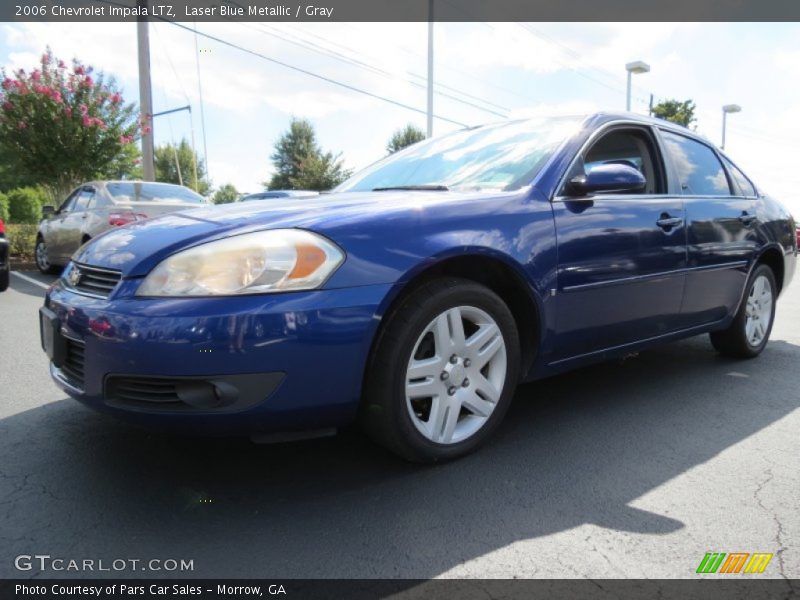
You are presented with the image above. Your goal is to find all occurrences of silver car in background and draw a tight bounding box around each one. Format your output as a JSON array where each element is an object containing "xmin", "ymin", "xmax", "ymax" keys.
[
  {"xmin": 239, "ymin": 190, "xmax": 319, "ymax": 201},
  {"xmin": 35, "ymin": 181, "xmax": 206, "ymax": 274}
]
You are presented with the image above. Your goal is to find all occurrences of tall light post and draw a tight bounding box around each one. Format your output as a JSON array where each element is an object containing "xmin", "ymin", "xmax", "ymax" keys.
[
  {"xmin": 426, "ymin": 0, "xmax": 434, "ymax": 138},
  {"xmin": 721, "ymin": 104, "xmax": 741, "ymax": 150},
  {"xmin": 625, "ymin": 61, "xmax": 650, "ymax": 112},
  {"xmin": 136, "ymin": 0, "xmax": 154, "ymax": 181}
]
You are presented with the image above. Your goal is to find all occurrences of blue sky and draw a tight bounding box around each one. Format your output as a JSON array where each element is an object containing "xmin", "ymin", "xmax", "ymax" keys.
[{"xmin": 1, "ymin": 21, "xmax": 798, "ymax": 214}]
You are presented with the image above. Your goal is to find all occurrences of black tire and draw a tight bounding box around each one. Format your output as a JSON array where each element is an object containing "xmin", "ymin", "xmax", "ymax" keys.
[
  {"xmin": 360, "ymin": 277, "xmax": 521, "ymax": 463},
  {"xmin": 710, "ymin": 264, "xmax": 777, "ymax": 358},
  {"xmin": 35, "ymin": 237, "xmax": 59, "ymax": 275},
  {"xmin": 0, "ymin": 266, "xmax": 8, "ymax": 292}
]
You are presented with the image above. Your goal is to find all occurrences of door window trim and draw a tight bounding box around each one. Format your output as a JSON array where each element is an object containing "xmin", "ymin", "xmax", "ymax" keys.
[{"xmin": 552, "ymin": 120, "xmax": 669, "ymax": 202}]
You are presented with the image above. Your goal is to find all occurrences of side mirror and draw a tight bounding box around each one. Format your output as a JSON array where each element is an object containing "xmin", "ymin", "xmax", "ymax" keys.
[
  {"xmin": 565, "ymin": 163, "xmax": 646, "ymax": 196},
  {"xmin": 41, "ymin": 205, "xmax": 55, "ymax": 217}
]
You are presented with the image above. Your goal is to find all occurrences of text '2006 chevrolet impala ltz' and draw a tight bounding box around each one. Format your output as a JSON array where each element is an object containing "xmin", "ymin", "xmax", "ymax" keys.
[{"xmin": 39, "ymin": 113, "xmax": 797, "ymax": 462}]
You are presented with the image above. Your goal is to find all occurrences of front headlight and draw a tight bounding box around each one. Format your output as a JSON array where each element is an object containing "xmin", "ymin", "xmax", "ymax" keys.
[{"xmin": 136, "ymin": 229, "xmax": 344, "ymax": 297}]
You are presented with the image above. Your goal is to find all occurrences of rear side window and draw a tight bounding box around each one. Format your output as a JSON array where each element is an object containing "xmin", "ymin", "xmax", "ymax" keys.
[
  {"xmin": 106, "ymin": 182, "xmax": 204, "ymax": 204},
  {"xmin": 722, "ymin": 156, "xmax": 757, "ymax": 197},
  {"xmin": 660, "ymin": 130, "xmax": 731, "ymax": 196}
]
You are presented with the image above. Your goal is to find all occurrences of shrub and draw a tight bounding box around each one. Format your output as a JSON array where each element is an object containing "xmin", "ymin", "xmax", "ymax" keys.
[
  {"xmin": 0, "ymin": 191, "xmax": 8, "ymax": 222},
  {"xmin": 5, "ymin": 223, "xmax": 38, "ymax": 257},
  {"xmin": 6, "ymin": 186, "xmax": 47, "ymax": 223}
]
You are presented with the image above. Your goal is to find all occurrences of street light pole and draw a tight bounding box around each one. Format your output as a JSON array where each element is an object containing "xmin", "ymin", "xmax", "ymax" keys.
[
  {"xmin": 721, "ymin": 104, "xmax": 741, "ymax": 150},
  {"xmin": 426, "ymin": 0, "xmax": 434, "ymax": 138},
  {"xmin": 136, "ymin": 0, "xmax": 155, "ymax": 181},
  {"xmin": 625, "ymin": 61, "xmax": 650, "ymax": 112}
]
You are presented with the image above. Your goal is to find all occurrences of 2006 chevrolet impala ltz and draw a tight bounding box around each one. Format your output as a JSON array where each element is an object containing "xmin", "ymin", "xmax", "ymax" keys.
[{"xmin": 40, "ymin": 113, "xmax": 797, "ymax": 461}]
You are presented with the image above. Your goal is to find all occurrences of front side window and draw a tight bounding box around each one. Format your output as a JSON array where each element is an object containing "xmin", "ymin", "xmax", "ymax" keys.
[
  {"xmin": 660, "ymin": 130, "xmax": 731, "ymax": 196},
  {"xmin": 577, "ymin": 128, "xmax": 662, "ymax": 194},
  {"xmin": 72, "ymin": 188, "xmax": 94, "ymax": 212},
  {"xmin": 58, "ymin": 190, "xmax": 80, "ymax": 213},
  {"xmin": 336, "ymin": 116, "xmax": 583, "ymax": 193},
  {"xmin": 722, "ymin": 156, "xmax": 757, "ymax": 197}
]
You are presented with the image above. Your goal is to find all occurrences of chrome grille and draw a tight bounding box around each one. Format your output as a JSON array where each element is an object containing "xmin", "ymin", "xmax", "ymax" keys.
[{"xmin": 68, "ymin": 263, "xmax": 122, "ymax": 298}]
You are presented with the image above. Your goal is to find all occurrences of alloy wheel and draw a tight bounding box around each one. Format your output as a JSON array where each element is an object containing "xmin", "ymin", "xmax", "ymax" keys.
[
  {"xmin": 35, "ymin": 240, "xmax": 50, "ymax": 271},
  {"xmin": 405, "ymin": 305, "xmax": 507, "ymax": 445},
  {"xmin": 745, "ymin": 274, "xmax": 773, "ymax": 347}
]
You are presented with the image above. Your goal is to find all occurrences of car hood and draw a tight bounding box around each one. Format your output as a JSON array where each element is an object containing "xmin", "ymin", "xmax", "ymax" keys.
[{"xmin": 72, "ymin": 190, "xmax": 481, "ymax": 277}]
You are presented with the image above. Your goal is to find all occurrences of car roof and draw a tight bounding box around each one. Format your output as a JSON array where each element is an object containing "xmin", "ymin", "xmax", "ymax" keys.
[{"xmin": 580, "ymin": 111, "xmax": 714, "ymax": 145}]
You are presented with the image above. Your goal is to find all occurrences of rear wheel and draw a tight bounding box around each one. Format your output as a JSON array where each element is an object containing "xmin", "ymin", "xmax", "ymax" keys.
[
  {"xmin": 0, "ymin": 264, "xmax": 8, "ymax": 292},
  {"xmin": 710, "ymin": 264, "xmax": 777, "ymax": 358},
  {"xmin": 35, "ymin": 237, "xmax": 59, "ymax": 275},
  {"xmin": 361, "ymin": 278, "xmax": 520, "ymax": 462}
]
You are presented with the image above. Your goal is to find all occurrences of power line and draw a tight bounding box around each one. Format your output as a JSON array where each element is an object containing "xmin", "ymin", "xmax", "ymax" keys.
[
  {"xmin": 167, "ymin": 21, "xmax": 469, "ymax": 128},
  {"xmin": 235, "ymin": 21, "xmax": 509, "ymax": 118},
  {"xmin": 276, "ymin": 23, "xmax": 511, "ymax": 112},
  {"xmin": 324, "ymin": 21, "xmax": 543, "ymax": 107},
  {"xmin": 515, "ymin": 23, "xmax": 651, "ymax": 105}
]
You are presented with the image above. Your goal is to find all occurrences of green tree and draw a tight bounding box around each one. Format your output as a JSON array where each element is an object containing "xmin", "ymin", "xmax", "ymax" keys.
[
  {"xmin": 154, "ymin": 138, "xmax": 209, "ymax": 195},
  {"xmin": 0, "ymin": 49, "xmax": 141, "ymax": 200},
  {"xmin": 652, "ymin": 99, "xmax": 697, "ymax": 128},
  {"xmin": 212, "ymin": 183, "xmax": 239, "ymax": 204},
  {"xmin": 289, "ymin": 152, "xmax": 350, "ymax": 191},
  {"xmin": 266, "ymin": 118, "xmax": 350, "ymax": 191},
  {"xmin": 387, "ymin": 123, "xmax": 425, "ymax": 154}
]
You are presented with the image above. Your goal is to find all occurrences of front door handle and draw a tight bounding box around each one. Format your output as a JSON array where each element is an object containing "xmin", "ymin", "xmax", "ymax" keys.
[
  {"xmin": 738, "ymin": 212, "xmax": 757, "ymax": 226},
  {"xmin": 656, "ymin": 215, "xmax": 683, "ymax": 230}
]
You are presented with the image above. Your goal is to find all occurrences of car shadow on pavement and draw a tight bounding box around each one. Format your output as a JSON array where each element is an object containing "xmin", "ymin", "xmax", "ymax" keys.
[{"xmin": 1, "ymin": 336, "xmax": 798, "ymax": 579}]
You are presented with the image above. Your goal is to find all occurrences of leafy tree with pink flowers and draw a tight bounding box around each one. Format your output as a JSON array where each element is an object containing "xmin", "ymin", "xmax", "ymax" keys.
[{"xmin": 0, "ymin": 49, "xmax": 141, "ymax": 198}]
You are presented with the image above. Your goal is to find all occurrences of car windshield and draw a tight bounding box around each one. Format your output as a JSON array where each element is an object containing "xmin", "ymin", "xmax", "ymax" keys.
[
  {"xmin": 106, "ymin": 182, "xmax": 205, "ymax": 204},
  {"xmin": 336, "ymin": 116, "xmax": 583, "ymax": 193}
]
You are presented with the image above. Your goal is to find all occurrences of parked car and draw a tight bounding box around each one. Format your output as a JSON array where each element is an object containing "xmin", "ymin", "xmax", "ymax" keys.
[
  {"xmin": 0, "ymin": 217, "xmax": 8, "ymax": 292},
  {"xmin": 35, "ymin": 181, "xmax": 206, "ymax": 274},
  {"xmin": 39, "ymin": 113, "xmax": 797, "ymax": 462},
  {"xmin": 240, "ymin": 190, "xmax": 319, "ymax": 201}
]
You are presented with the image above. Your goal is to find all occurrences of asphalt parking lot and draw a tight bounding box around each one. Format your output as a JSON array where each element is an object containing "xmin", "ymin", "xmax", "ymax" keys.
[{"xmin": 1, "ymin": 269, "xmax": 798, "ymax": 581}]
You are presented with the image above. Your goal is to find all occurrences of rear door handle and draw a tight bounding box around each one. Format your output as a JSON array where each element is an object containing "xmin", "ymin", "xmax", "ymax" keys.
[
  {"xmin": 739, "ymin": 212, "xmax": 757, "ymax": 225},
  {"xmin": 656, "ymin": 216, "xmax": 683, "ymax": 230}
]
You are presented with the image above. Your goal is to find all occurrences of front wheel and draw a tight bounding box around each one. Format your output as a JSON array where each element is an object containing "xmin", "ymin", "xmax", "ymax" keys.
[
  {"xmin": 35, "ymin": 237, "xmax": 59, "ymax": 275},
  {"xmin": 361, "ymin": 278, "xmax": 520, "ymax": 462},
  {"xmin": 0, "ymin": 264, "xmax": 8, "ymax": 292},
  {"xmin": 710, "ymin": 264, "xmax": 777, "ymax": 358}
]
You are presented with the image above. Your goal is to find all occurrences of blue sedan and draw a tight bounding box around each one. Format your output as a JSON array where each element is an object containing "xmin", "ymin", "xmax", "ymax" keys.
[{"xmin": 40, "ymin": 113, "xmax": 797, "ymax": 461}]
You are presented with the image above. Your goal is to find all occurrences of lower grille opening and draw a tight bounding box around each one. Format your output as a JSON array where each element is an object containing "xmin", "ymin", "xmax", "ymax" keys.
[
  {"xmin": 105, "ymin": 376, "xmax": 238, "ymax": 412},
  {"xmin": 59, "ymin": 338, "xmax": 85, "ymax": 388},
  {"xmin": 104, "ymin": 373, "xmax": 284, "ymax": 413}
]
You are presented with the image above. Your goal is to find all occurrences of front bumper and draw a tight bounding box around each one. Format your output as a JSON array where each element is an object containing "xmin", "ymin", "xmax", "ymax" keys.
[{"xmin": 43, "ymin": 280, "xmax": 392, "ymax": 435}]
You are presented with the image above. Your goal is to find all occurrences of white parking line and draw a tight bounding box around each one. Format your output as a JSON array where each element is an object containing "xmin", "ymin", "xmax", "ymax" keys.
[{"xmin": 11, "ymin": 271, "xmax": 51, "ymax": 290}]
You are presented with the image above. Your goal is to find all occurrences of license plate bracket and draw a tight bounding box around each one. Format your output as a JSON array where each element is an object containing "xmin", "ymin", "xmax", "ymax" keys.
[{"xmin": 39, "ymin": 306, "xmax": 66, "ymax": 367}]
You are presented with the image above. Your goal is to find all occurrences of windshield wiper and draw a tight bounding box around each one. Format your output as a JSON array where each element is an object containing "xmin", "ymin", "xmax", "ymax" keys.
[{"xmin": 372, "ymin": 184, "xmax": 449, "ymax": 192}]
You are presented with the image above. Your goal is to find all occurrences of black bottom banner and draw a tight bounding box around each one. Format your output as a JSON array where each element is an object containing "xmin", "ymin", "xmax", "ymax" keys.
[{"xmin": 1, "ymin": 579, "xmax": 798, "ymax": 600}]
